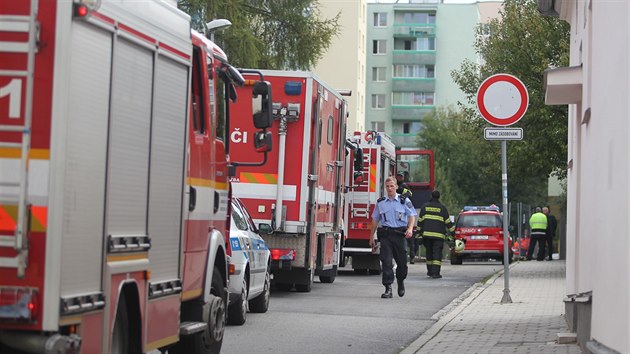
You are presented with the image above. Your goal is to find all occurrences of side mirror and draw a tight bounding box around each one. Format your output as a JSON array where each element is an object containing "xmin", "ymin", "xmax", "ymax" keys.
[
  {"xmin": 254, "ymin": 130, "xmax": 272, "ymax": 153},
  {"xmin": 253, "ymin": 81, "xmax": 272, "ymax": 129},
  {"xmin": 258, "ymin": 223, "xmax": 273, "ymax": 234}
]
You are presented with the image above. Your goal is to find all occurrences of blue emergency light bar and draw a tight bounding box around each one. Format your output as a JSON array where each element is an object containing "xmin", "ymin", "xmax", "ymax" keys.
[{"xmin": 462, "ymin": 205, "xmax": 500, "ymax": 212}]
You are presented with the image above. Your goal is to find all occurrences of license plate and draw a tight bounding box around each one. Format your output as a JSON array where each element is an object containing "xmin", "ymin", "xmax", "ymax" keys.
[{"xmin": 470, "ymin": 235, "xmax": 488, "ymax": 240}]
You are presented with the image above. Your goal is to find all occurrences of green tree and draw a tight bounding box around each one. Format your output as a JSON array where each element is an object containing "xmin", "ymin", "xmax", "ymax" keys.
[
  {"xmin": 178, "ymin": 0, "xmax": 340, "ymax": 70},
  {"xmin": 446, "ymin": 0, "xmax": 569, "ymax": 207}
]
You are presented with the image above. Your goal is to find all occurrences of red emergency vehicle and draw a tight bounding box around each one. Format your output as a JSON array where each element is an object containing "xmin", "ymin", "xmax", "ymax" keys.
[
  {"xmin": 229, "ymin": 70, "xmax": 358, "ymax": 292},
  {"xmin": 0, "ymin": 1, "xmax": 270, "ymax": 353},
  {"xmin": 341, "ymin": 137, "xmax": 435, "ymax": 273},
  {"xmin": 395, "ymin": 149, "xmax": 435, "ymax": 210},
  {"xmin": 341, "ymin": 131, "xmax": 397, "ymax": 274}
]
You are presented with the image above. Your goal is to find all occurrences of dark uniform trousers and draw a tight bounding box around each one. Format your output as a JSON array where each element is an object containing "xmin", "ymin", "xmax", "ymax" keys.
[
  {"xmin": 377, "ymin": 227, "xmax": 408, "ymax": 286},
  {"xmin": 423, "ymin": 236, "xmax": 444, "ymax": 276}
]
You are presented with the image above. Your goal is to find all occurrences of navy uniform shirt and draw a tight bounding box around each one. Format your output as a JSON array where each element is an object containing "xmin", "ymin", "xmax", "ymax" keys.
[{"xmin": 372, "ymin": 194, "xmax": 417, "ymax": 228}]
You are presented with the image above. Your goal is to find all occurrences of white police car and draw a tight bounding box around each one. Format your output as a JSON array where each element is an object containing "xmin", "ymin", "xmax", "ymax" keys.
[{"xmin": 227, "ymin": 197, "xmax": 272, "ymax": 325}]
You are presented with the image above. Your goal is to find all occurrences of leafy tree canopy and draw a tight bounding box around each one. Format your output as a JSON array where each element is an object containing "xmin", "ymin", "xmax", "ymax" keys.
[
  {"xmin": 429, "ymin": 0, "xmax": 569, "ymax": 211},
  {"xmin": 178, "ymin": 0, "xmax": 340, "ymax": 70}
]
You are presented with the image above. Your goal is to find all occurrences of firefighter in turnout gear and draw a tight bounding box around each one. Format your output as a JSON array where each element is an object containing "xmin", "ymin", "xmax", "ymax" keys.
[
  {"xmin": 369, "ymin": 176, "xmax": 417, "ymax": 298},
  {"xmin": 417, "ymin": 190, "xmax": 455, "ymax": 278},
  {"xmin": 396, "ymin": 173, "xmax": 417, "ymax": 264}
]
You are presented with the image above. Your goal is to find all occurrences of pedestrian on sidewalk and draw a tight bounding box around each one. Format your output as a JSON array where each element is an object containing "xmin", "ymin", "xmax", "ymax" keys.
[
  {"xmin": 527, "ymin": 207, "xmax": 548, "ymax": 261},
  {"xmin": 417, "ymin": 190, "xmax": 454, "ymax": 279},
  {"xmin": 369, "ymin": 176, "xmax": 417, "ymax": 298},
  {"xmin": 543, "ymin": 206, "xmax": 557, "ymax": 261}
]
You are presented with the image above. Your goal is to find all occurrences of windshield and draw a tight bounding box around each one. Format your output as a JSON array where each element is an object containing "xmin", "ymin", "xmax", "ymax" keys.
[{"xmin": 456, "ymin": 213, "xmax": 502, "ymax": 228}]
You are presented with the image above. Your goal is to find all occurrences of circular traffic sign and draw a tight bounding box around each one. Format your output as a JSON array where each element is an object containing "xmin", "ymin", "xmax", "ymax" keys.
[{"xmin": 476, "ymin": 73, "xmax": 528, "ymax": 127}]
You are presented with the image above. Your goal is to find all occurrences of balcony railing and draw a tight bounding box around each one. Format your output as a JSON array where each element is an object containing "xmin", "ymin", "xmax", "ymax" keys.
[
  {"xmin": 392, "ymin": 78, "xmax": 435, "ymax": 92},
  {"xmin": 390, "ymin": 133, "xmax": 420, "ymax": 148},
  {"xmin": 393, "ymin": 50, "xmax": 435, "ymax": 65},
  {"xmin": 391, "ymin": 105, "xmax": 434, "ymax": 120},
  {"xmin": 393, "ymin": 24, "xmax": 436, "ymax": 37}
]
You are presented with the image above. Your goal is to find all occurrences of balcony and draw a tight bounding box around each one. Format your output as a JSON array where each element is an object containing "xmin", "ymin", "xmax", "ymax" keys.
[
  {"xmin": 391, "ymin": 106, "xmax": 434, "ymax": 120},
  {"xmin": 391, "ymin": 133, "xmax": 420, "ymax": 148},
  {"xmin": 393, "ymin": 50, "xmax": 435, "ymax": 65},
  {"xmin": 393, "ymin": 24, "xmax": 436, "ymax": 38},
  {"xmin": 392, "ymin": 78, "xmax": 435, "ymax": 92}
]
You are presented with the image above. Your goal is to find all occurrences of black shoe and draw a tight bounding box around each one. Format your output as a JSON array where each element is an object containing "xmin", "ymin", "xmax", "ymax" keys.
[
  {"xmin": 381, "ymin": 286, "xmax": 393, "ymax": 298},
  {"xmin": 410, "ymin": 259, "xmax": 415, "ymax": 264},
  {"xmin": 431, "ymin": 274, "xmax": 442, "ymax": 279},
  {"xmin": 397, "ymin": 280, "xmax": 405, "ymax": 297},
  {"xmin": 546, "ymin": 258, "xmax": 553, "ymax": 261}
]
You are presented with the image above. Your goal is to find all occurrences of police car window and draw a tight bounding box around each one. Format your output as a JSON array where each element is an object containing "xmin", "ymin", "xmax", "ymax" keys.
[{"xmin": 231, "ymin": 202, "xmax": 249, "ymax": 231}]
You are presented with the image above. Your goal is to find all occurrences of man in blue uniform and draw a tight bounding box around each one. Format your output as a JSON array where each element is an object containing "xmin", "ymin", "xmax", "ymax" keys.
[{"xmin": 369, "ymin": 176, "xmax": 417, "ymax": 298}]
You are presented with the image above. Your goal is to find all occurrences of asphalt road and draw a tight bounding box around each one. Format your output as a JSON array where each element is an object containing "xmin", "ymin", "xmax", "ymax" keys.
[{"xmin": 220, "ymin": 260, "xmax": 503, "ymax": 354}]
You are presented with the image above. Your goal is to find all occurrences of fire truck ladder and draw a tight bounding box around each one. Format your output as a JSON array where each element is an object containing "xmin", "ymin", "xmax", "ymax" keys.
[
  {"xmin": 351, "ymin": 149, "xmax": 372, "ymax": 218},
  {"xmin": 0, "ymin": 0, "xmax": 39, "ymax": 277}
]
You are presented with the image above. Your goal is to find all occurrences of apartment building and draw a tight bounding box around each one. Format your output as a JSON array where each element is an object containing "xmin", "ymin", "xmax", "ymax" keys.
[{"xmin": 365, "ymin": 0, "xmax": 501, "ymax": 148}]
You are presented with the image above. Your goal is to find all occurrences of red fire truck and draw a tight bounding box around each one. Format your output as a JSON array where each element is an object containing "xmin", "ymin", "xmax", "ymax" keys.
[
  {"xmin": 341, "ymin": 131, "xmax": 397, "ymax": 274},
  {"xmin": 0, "ymin": 1, "xmax": 271, "ymax": 353},
  {"xmin": 395, "ymin": 149, "xmax": 435, "ymax": 211},
  {"xmin": 228, "ymin": 70, "xmax": 359, "ymax": 292}
]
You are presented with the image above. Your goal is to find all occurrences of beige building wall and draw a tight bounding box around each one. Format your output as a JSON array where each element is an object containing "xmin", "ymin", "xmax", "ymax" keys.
[
  {"xmin": 314, "ymin": 0, "xmax": 367, "ymax": 133},
  {"xmin": 543, "ymin": 1, "xmax": 629, "ymax": 353}
]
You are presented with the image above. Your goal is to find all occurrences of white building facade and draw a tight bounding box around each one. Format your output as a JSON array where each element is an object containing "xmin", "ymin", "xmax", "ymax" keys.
[{"xmin": 541, "ymin": 1, "xmax": 629, "ymax": 353}]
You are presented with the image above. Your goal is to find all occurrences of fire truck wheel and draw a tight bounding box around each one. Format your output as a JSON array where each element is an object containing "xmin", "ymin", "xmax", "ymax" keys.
[
  {"xmin": 249, "ymin": 269, "xmax": 270, "ymax": 313},
  {"xmin": 177, "ymin": 266, "xmax": 225, "ymax": 354},
  {"xmin": 295, "ymin": 269, "xmax": 313, "ymax": 292},
  {"xmin": 111, "ymin": 294, "xmax": 129, "ymax": 353},
  {"xmin": 451, "ymin": 255, "xmax": 463, "ymax": 265},
  {"xmin": 227, "ymin": 277, "xmax": 248, "ymax": 325}
]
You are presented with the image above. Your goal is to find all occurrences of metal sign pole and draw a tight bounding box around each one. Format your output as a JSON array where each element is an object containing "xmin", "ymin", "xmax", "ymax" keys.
[{"xmin": 501, "ymin": 139, "xmax": 513, "ymax": 303}]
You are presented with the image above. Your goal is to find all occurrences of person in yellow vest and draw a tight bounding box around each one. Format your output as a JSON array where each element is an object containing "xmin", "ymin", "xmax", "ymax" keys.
[{"xmin": 527, "ymin": 207, "xmax": 548, "ymax": 261}]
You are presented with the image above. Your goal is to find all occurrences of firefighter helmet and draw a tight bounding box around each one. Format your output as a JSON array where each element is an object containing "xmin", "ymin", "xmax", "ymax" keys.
[{"xmin": 454, "ymin": 239, "xmax": 465, "ymax": 253}]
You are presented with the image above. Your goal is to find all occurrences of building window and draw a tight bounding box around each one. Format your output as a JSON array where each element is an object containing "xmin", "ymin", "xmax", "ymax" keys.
[
  {"xmin": 398, "ymin": 12, "xmax": 436, "ymax": 24},
  {"xmin": 393, "ymin": 64, "xmax": 435, "ymax": 78},
  {"xmin": 372, "ymin": 67, "xmax": 386, "ymax": 82},
  {"xmin": 394, "ymin": 37, "xmax": 435, "ymax": 51},
  {"xmin": 373, "ymin": 12, "xmax": 387, "ymax": 27},
  {"xmin": 372, "ymin": 40, "xmax": 387, "ymax": 54},
  {"xmin": 371, "ymin": 121, "xmax": 385, "ymax": 132},
  {"xmin": 327, "ymin": 115, "xmax": 334, "ymax": 145},
  {"xmin": 371, "ymin": 94, "xmax": 386, "ymax": 109},
  {"xmin": 392, "ymin": 92, "xmax": 434, "ymax": 106},
  {"xmin": 402, "ymin": 122, "xmax": 422, "ymax": 134}
]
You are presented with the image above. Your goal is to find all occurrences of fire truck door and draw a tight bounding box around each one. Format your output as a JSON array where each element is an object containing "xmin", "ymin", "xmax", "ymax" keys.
[{"xmin": 305, "ymin": 88, "xmax": 323, "ymax": 270}]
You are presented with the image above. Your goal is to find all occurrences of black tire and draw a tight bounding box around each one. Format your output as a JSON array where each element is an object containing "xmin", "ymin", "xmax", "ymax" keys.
[
  {"xmin": 111, "ymin": 294, "xmax": 129, "ymax": 354},
  {"xmin": 227, "ymin": 276, "xmax": 247, "ymax": 325},
  {"xmin": 451, "ymin": 255, "xmax": 463, "ymax": 265},
  {"xmin": 319, "ymin": 265, "xmax": 337, "ymax": 284},
  {"xmin": 275, "ymin": 283, "xmax": 293, "ymax": 292},
  {"xmin": 249, "ymin": 269, "xmax": 270, "ymax": 313},
  {"xmin": 186, "ymin": 267, "xmax": 225, "ymax": 354},
  {"xmin": 295, "ymin": 269, "xmax": 313, "ymax": 292}
]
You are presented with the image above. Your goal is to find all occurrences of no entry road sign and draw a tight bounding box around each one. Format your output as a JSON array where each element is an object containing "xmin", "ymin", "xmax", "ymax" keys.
[{"xmin": 476, "ymin": 74, "xmax": 528, "ymax": 127}]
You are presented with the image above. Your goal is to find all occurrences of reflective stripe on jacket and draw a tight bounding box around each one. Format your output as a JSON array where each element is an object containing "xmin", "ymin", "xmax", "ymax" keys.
[
  {"xmin": 418, "ymin": 199, "xmax": 454, "ymax": 239},
  {"xmin": 529, "ymin": 212, "xmax": 548, "ymax": 236}
]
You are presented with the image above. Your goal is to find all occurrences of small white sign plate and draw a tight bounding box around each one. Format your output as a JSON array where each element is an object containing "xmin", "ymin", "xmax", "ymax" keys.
[{"xmin": 484, "ymin": 127, "xmax": 523, "ymax": 140}]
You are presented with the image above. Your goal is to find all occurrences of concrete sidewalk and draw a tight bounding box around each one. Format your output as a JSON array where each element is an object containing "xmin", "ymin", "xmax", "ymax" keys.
[{"xmin": 402, "ymin": 260, "xmax": 582, "ymax": 354}]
